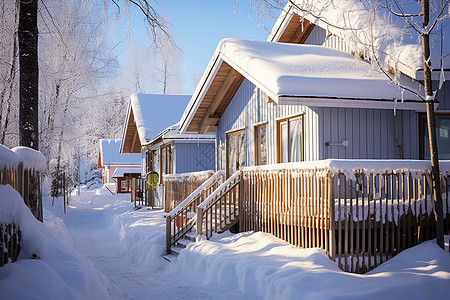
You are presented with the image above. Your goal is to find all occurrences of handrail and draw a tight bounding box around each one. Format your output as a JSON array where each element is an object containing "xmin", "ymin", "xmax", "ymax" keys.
[
  {"xmin": 166, "ymin": 170, "xmax": 225, "ymax": 254},
  {"xmin": 196, "ymin": 171, "xmax": 241, "ymax": 239},
  {"xmin": 168, "ymin": 170, "xmax": 225, "ymax": 217}
]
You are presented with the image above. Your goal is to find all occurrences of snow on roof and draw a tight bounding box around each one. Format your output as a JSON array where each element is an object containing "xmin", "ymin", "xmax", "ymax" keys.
[
  {"xmin": 100, "ymin": 139, "xmax": 140, "ymax": 166},
  {"xmin": 270, "ymin": 0, "xmax": 449, "ymax": 79},
  {"xmin": 128, "ymin": 94, "xmax": 192, "ymax": 145},
  {"xmin": 147, "ymin": 122, "xmax": 215, "ymax": 146},
  {"xmin": 219, "ymin": 38, "xmax": 420, "ymax": 101},
  {"xmin": 179, "ymin": 38, "xmax": 425, "ymax": 133},
  {"xmin": 112, "ymin": 167, "xmax": 141, "ymax": 178},
  {"xmin": 0, "ymin": 144, "xmax": 46, "ymax": 172},
  {"xmin": 11, "ymin": 147, "xmax": 47, "ymax": 172},
  {"xmin": 0, "ymin": 144, "xmax": 21, "ymax": 170}
]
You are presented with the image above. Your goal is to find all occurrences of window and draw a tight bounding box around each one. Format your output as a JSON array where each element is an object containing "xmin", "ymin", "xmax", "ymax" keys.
[
  {"xmin": 420, "ymin": 113, "xmax": 450, "ymax": 160},
  {"xmin": 160, "ymin": 144, "xmax": 173, "ymax": 179},
  {"xmin": 277, "ymin": 114, "xmax": 304, "ymax": 163},
  {"xmin": 254, "ymin": 123, "xmax": 267, "ymax": 165},
  {"xmin": 226, "ymin": 129, "xmax": 246, "ymax": 177}
]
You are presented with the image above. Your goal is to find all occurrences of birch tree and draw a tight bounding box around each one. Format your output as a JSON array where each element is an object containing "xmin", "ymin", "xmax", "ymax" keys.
[{"xmin": 0, "ymin": 0, "xmax": 19, "ymax": 147}]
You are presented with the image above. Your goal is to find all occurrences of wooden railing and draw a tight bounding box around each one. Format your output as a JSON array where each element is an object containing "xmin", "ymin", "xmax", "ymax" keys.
[
  {"xmin": 166, "ymin": 171, "xmax": 224, "ymax": 254},
  {"xmin": 196, "ymin": 172, "xmax": 241, "ymax": 240},
  {"xmin": 240, "ymin": 161, "xmax": 450, "ymax": 273},
  {"xmin": 240, "ymin": 168, "xmax": 333, "ymax": 255},
  {"xmin": 132, "ymin": 177, "xmax": 148, "ymax": 208},
  {"xmin": 0, "ymin": 223, "xmax": 21, "ymax": 267},
  {"xmin": 164, "ymin": 171, "xmax": 215, "ymax": 213},
  {"xmin": 0, "ymin": 164, "xmax": 43, "ymax": 222},
  {"xmin": 333, "ymin": 171, "xmax": 450, "ymax": 273}
]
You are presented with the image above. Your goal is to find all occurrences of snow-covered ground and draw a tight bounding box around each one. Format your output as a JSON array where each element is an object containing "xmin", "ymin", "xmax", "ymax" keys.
[{"xmin": 1, "ymin": 184, "xmax": 450, "ymax": 299}]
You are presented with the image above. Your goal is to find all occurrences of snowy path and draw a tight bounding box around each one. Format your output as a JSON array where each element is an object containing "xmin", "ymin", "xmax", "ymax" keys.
[
  {"xmin": 57, "ymin": 191, "xmax": 253, "ymax": 300},
  {"xmin": 36, "ymin": 187, "xmax": 450, "ymax": 300}
]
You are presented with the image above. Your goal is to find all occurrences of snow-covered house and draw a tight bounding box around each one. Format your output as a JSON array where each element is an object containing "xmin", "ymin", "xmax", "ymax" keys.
[
  {"xmin": 179, "ymin": 38, "xmax": 427, "ymax": 176},
  {"xmin": 168, "ymin": 1, "xmax": 450, "ymax": 271},
  {"xmin": 120, "ymin": 94, "xmax": 215, "ymax": 207},
  {"xmin": 111, "ymin": 167, "xmax": 141, "ymax": 194},
  {"xmin": 267, "ymin": 0, "xmax": 450, "ymax": 160},
  {"xmin": 97, "ymin": 139, "xmax": 140, "ymax": 185},
  {"xmin": 178, "ymin": 1, "xmax": 450, "ymax": 175}
]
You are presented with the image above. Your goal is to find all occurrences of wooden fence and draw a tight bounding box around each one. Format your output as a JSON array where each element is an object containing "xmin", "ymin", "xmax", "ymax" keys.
[
  {"xmin": 1, "ymin": 162, "xmax": 43, "ymax": 267},
  {"xmin": 0, "ymin": 223, "xmax": 21, "ymax": 267},
  {"xmin": 0, "ymin": 163, "xmax": 43, "ymax": 221},
  {"xmin": 240, "ymin": 166, "xmax": 450, "ymax": 273}
]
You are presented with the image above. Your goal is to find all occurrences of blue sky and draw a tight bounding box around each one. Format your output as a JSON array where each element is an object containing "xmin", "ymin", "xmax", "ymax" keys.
[{"xmin": 115, "ymin": 1, "xmax": 280, "ymax": 94}]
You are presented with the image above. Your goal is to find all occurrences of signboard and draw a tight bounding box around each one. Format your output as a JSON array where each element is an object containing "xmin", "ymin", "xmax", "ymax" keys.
[{"xmin": 145, "ymin": 171, "xmax": 159, "ymax": 190}]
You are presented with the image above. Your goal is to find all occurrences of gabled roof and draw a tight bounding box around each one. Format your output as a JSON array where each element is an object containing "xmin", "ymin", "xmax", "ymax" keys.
[
  {"xmin": 97, "ymin": 139, "xmax": 140, "ymax": 168},
  {"xmin": 120, "ymin": 94, "xmax": 191, "ymax": 153},
  {"xmin": 111, "ymin": 167, "xmax": 141, "ymax": 178},
  {"xmin": 179, "ymin": 38, "xmax": 424, "ymax": 134},
  {"xmin": 269, "ymin": 0, "xmax": 450, "ymax": 80}
]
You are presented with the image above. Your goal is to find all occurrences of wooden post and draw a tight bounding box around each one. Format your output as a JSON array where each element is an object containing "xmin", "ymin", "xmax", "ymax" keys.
[
  {"xmin": 196, "ymin": 207, "xmax": 204, "ymax": 238},
  {"xmin": 166, "ymin": 216, "xmax": 172, "ymax": 254},
  {"xmin": 239, "ymin": 171, "xmax": 244, "ymax": 233},
  {"xmin": 328, "ymin": 172, "xmax": 336, "ymax": 261},
  {"xmin": 18, "ymin": 162, "xmax": 24, "ymax": 197}
]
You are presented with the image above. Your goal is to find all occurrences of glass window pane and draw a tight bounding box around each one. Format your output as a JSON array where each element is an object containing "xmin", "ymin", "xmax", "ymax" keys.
[
  {"xmin": 289, "ymin": 118, "xmax": 302, "ymax": 162},
  {"xmin": 423, "ymin": 116, "xmax": 450, "ymax": 160},
  {"xmin": 228, "ymin": 134, "xmax": 236, "ymax": 174},
  {"xmin": 260, "ymin": 125, "xmax": 267, "ymax": 165},
  {"xmin": 281, "ymin": 122, "xmax": 288, "ymax": 163},
  {"xmin": 238, "ymin": 132, "xmax": 246, "ymax": 169}
]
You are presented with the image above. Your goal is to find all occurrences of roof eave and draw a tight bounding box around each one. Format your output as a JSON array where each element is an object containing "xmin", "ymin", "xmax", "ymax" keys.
[
  {"xmin": 179, "ymin": 54, "xmax": 223, "ymax": 134},
  {"xmin": 278, "ymin": 95, "xmax": 432, "ymax": 111}
]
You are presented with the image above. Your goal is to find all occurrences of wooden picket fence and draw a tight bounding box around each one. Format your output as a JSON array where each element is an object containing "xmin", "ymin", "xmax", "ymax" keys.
[
  {"xmin": 240, "ymin": 165, "xmax": 450, "ymax": 273},
  {"xmin": 0, "ymin": 223, "xmax": 21, "ymax": 267},
  {"xmin": 0, "ymin": 163, "xmax": 43, "ymax": 221},
  {"xmin": 0, "ymin": 162, "xmax": 43, "ymax": 267}
]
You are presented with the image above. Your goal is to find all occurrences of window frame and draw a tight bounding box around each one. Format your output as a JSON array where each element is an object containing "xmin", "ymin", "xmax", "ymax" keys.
[
  {"xmin": 159, "ymin": 143, "xmax": 173, "ymax": 182},
  {"xmin": 276, "ymin": 113, "xmax": 304, "ymax": 163},
  {"xmin": 254, "ymin": 122, "xmax": 268, "ymax": 166},
  {"xmin": 226, "ymin": 128, "xmax": 247, "ymax": 178},
  {"xmin": 419, "ymin": 112, "xmax": 450, "ymax": 160}
]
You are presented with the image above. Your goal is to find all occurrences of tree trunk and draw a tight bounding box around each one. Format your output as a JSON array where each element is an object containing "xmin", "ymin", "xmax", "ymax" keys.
[
  {"xmin": 18, "ymin": 0, "xmax": 39, "ymax": 150},
  {"xmin": 422, "ymin": 0, "xmax": 444, "ymax": 249}
]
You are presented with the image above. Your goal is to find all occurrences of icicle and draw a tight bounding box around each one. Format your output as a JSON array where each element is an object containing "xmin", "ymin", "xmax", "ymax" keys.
[
  {"xmin": 439, "ymin": 66, "xmax": 446, "ymax": 90},
  {"xmin": 393, "ymin": 98, "xmax": 397, "ymax": 116},
  {"xmin": 401, "ymin": 89, "xmax": 404, "ymax": 103}
]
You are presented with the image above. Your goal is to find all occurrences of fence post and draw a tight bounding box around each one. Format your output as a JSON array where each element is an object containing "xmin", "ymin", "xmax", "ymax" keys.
[
  {"xmin": 196, "ymin": 207, "xmax": 204, "ymax": 239},
  {"xmin": 239, "ymin": 171, "xmax": 244, "ymax": 233},
  {"xmin": 328, "ymin": 171, "xmax": 336, "ymax": 261},
  {"xmin": 166, "ymin": 216, "xmax": 172, "ymax": 254},
  {"xmin": 18, "ymin": 162, "xmax": 24, "ymax": 198}
]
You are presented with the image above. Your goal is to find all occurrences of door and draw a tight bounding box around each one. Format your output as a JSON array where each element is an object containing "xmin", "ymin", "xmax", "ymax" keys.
[{"xmin": 226, "ymin": 129, "xmax": 246, "ymax": 177}]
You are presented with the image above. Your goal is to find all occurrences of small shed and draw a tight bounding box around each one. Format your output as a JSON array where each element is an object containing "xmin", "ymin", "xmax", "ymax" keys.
[
  {"xmin": 111, "ymin": 167, "xmax": 141, "ymax": 194},
  {"xmin": 97, "ymin": 139, "xmax": 140, "ymax": 185}
]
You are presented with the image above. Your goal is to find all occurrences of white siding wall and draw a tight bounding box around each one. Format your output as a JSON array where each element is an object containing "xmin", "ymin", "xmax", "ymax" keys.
[
  {"xmin": 217, "ymin": 79, "xmax": 320, "ymax": 170},
  {"xmin": 305, "ymin": 25, "xmax": 351, "ymax": 53},
  {"xmin": 217, "ymin": 79, "xmax": 420, "ymax": 171}
]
